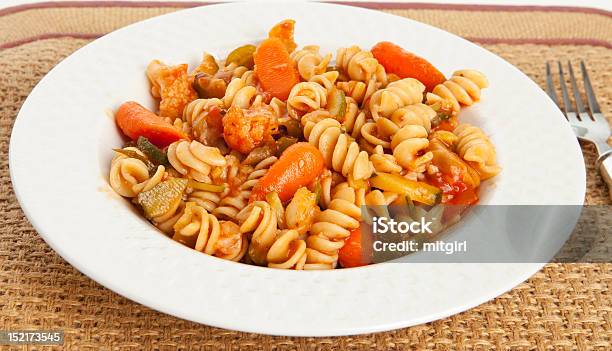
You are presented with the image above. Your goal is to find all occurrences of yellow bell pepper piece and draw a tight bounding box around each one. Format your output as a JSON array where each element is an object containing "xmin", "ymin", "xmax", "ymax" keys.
[
  {"xmin": 187, "ymin": 179, "xmax": 225, "ymax": 193},
  {"xmin": 370, "ymin": 172, "xmax": 441, "ymax": 205}
]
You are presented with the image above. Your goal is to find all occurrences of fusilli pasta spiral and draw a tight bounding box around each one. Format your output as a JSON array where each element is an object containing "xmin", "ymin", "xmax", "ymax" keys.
[
  {"xmin": 217, "ymin": 62, "xmax": 250, "ymax": 82},
  {"xmin": 267, "ymin": 229, "xmax": 308, "ymax": 269},
  {"xmin": 316, "ymin": 169, "xmax": 334, "ymax": 209},
  {"xmin": 453, "ymin": 124, "xmax": 501, "ymax": 180},
  {"xmin": 182, "ymin": 98, "xmax": 224, "ymax": 141},
  {"xmin": 390, "ymin": 120, "xmax": 433, "ymax": 173},
  {"xmin": 290, "ymin": 45, "xmax": 332, "ymax": 81},
  {"xmin": 223, "ymin": 72, "xmax": 262, "ymax": 108},
  {"xmin": 153, "ymin": 200, "xmax": 185, "ymax": 235},
  {"xmin": 109, "ymin": 148, "xmax": 165, "ymax": 198},
  {"xmin": 304, "ymin": 118, "xmax": 374, "ymax": 181},
  {"xmin": 365, "ymin": 189, "xmax": 398, "ymax": 206},
  {"xmin": 167, "ymin": 140, "xmax": 226, "ymax": 183},
  {"xmin": 369, "ymin": 78, "xmax": 425, "ymax": 120},
  {"xmin": 389, "ymin": 103, "xmax": 435, "ymax": 133},
  {"xmin": 370, "ymin": 145, "xmax": 402, "ymax": 174},
  {"xmin": 173, "ymin": 202, "xmax": 248, "ymax": 261},
  {"xmin": 269, "ymin": 97, "xmax": 287, "ymax": 118},
  {"xmin": 304, "ymin": 183, "xmax": 363, "ymax": 269},
  {"xmin": 212, "ymin": 191, "xmax": 249, "ymax": 221},
  {"xmin": 239, "ymin": 156, "xmax": 278, "ymax": 196},
  {"xmin": 309, "ymin": 71, "xmax": 339, "ymax": 93},
  {"xmin": 426, "ymin": 70, "xmax": 489, "ymax": 114},
  {"xmin": 210, "ymin": 153, "xmax": 241, "ymax": 185},
  {"xmin": 361, "ymin": 121, "xmax": 391, "ymax": 149},
  {"xmin": 287, "ymin": 81, "xmax": 328, "ymax": 119},
  {"xmin": 187, "ymin": 190, "xmax": 222, "ymax": 213},
  {"xmin": 237, "ymin": 201, "xmax": 279, "ymax": 266},
  {"xmin": 336, "ymin": 76, "xmax": 380, "ymax": 106},
  {"xmin": 336, "ymin": 46, "xmax": 384, "ymax": 83},
  {"xmin": 341, "ymin": 97, "xmax": 368, "ymax": 139}
]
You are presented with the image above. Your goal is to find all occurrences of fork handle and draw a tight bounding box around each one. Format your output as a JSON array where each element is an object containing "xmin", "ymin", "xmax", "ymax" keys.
[{"xmin": 599, "ymin": 151, "xmax": 612, "ymax": 201}]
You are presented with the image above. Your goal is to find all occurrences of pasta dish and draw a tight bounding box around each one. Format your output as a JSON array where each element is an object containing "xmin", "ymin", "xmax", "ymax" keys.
[{"xmin": 108, "ymin": 20, "xmax": 501, "ymax": 270}]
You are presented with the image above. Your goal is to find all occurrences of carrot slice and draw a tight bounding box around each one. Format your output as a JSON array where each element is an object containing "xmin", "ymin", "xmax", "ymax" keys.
[
  {"xmin": 115, "ymin": 101, "xmax": 188, "ymax": 148},
  {"xmin": 250, "ymin": 142, "xmax": 324, "ymax": 203},
  {"xmin": 268, "ymin": 19, "xmax": 297, "ymax": 53},
  {"xmin": 338, "ymin": 226, "xmax": 372, "ymax": 268},
  {"xmin": 371, "ymin": 41, "xmax": 446, "ymax": 92},
  {"xmin": 254, "ymin": 37, "xmax": 301, "ymax": 101}
]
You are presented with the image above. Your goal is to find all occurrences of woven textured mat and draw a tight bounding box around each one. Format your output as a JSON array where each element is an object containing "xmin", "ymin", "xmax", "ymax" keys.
[{"xmin": 1, "ymin": 2, "xmax": 611, "ymax": 350}]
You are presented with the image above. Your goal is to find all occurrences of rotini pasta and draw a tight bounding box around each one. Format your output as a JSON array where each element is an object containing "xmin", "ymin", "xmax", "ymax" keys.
[
  {"xmin": 361, "ymin": 121, "xmax": 391, "ymax": 149},
  {"xmin": 317, "ymin": 170, "xmax": 334, "ymax": 209},
  {"xmin": 173, "ymin": 202, "xmax": 247, "ymax": 261},
  {"xmin": 212, "ymin": 194, "xmax": 249, "ymax": 221},
  {"xmin": 239, "ymin": 156, "xmax": 277, "ymax": 196},
  {"xmin": 267, "ymin": 229, "xmax": 307, "ymax": 269},
  {"xmin": 309, "ymin": 71, "xmax": 340, "ymax": 93},
  {"xmin": 186, "ymin": 189, "xmax": 222, "ymax": 213},
  {"xmin": 223, "ymin": 72, "xmax": 262, "ymax": 108},
  {"xmin": 287, "ymin": 81, "xmax": 328, "ymax": 119},
  {"xmin": 370, "ymin": 145, "xmax": 402, "ymax": 174},
  {"xmin": 290, "ymin": 45, "xmax": 332, "ymax": 81},
  {"xmin": 453, "ymin": 124, "xmax": 501, "ymax": 180},
  {"xmin": 390, "ymin": 103, "xmax": 435, "ymax": 133},
  {"xmin": 304, "ymin": 118, "xmax": 374, "ymax": 181},
  {"xmin": 167, "ymin": 140, "xmax": 227, "ymax": 183},
  {"xmin": 336, "ymin": 45, "xmax": 383, "ymax": 82},
  {"xmin": 217, "ymin": 61, "xmax": 250, "ymax": 82},
  {"xmin": 369, "ymin": 78, "xmax": 425, "ymax": 120},
  {"xmin": 269, "ymin": 97, "xmax": 287, "ymax": 118},
  {"xmin": 182, "ymin": 98, "xmax": 224, "ymax": 141},
  {"xmin": 304, "ymin": 183, "xmax": 363, "ymax": 269},
  {"xmin": 210, "ymin": 153, "xmax": 241, "ymax": 185},
  {"xmin": 390, "ymin": 121, "xmax": 433, "ymax": 173},
  {"xmin": 336, "ymin": 76, "xmax": 380, "ymax": 106},
  {"xmin": 341, "ymin": 97, "xmax": 368, "ymax": 139},
  {"xmin": 237, "ymin": 201, "xmax": 279, "ymax": 266},
  {"xmin": 109, "ymin": 148, "xmax": 165, "ymax": 198},
  {"xmin": 153, "ymin": 200, "xmax": 185, "ymax": 235},
  {"xmin": 426, "ymin": 70, "xmax": 489, "ymax": 114}
]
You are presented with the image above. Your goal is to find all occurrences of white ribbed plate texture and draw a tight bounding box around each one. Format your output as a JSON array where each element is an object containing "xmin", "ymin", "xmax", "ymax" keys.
[{"xmin": 9, "ymin": 2, "xmax": 585, "ymax": 336}]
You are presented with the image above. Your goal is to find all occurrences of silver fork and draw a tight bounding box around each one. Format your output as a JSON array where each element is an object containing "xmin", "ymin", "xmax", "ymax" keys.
[{"xmin": 546, "ymin": 61, "xmax": 612, "ymax": 200}]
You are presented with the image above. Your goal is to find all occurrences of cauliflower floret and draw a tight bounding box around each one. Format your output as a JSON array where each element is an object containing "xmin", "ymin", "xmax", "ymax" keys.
[
  {"xmin": 223, "ymin": 105, "xmax": 278, "ymax": 154},
  {"xmin": 146, "ymin": 60, "xmax": 197, "ymax": 120}
]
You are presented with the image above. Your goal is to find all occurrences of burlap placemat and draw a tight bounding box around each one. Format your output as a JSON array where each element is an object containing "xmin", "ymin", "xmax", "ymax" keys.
[{"xmin": 1, "ymin": 2, "xmax": 610, "ymax": 350}]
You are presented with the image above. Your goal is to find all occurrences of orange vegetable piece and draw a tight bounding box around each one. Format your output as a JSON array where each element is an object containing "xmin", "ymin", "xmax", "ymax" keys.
[
  {"xmin": 254, "ymin": 37, "xmax": 301, "ymax": 101},
  {"xmin": 268, "ymin": 19, "xmax": 297, "ymax": 53},
  {"xmin": 371, "ymin": 41, "xmax": 446, "ymax": 92},
  {"xmin": 338, "ymin": 226, "xmax": 372, "ymax": 268},
  {"xmin": 115, "ymin": 101, "xmax": 188, "ymax": 148},
  {"xmin": 222, "ymin": 105, "xmax": 278, "ymax": 154},
  {"xmin": 250, "ymin": 142, "xmax": 324, "ymax": 203}
]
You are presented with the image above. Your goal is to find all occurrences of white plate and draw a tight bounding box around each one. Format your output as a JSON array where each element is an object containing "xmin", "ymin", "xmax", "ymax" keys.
[{"xmin": 9, "ymin": 2, "xmax": 585, "ymax": 336}]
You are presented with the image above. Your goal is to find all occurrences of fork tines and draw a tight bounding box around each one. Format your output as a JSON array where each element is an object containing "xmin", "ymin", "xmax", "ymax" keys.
[{"xmin": 546, "ymin": 60, "xmax": 602, "ymax": 123}]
